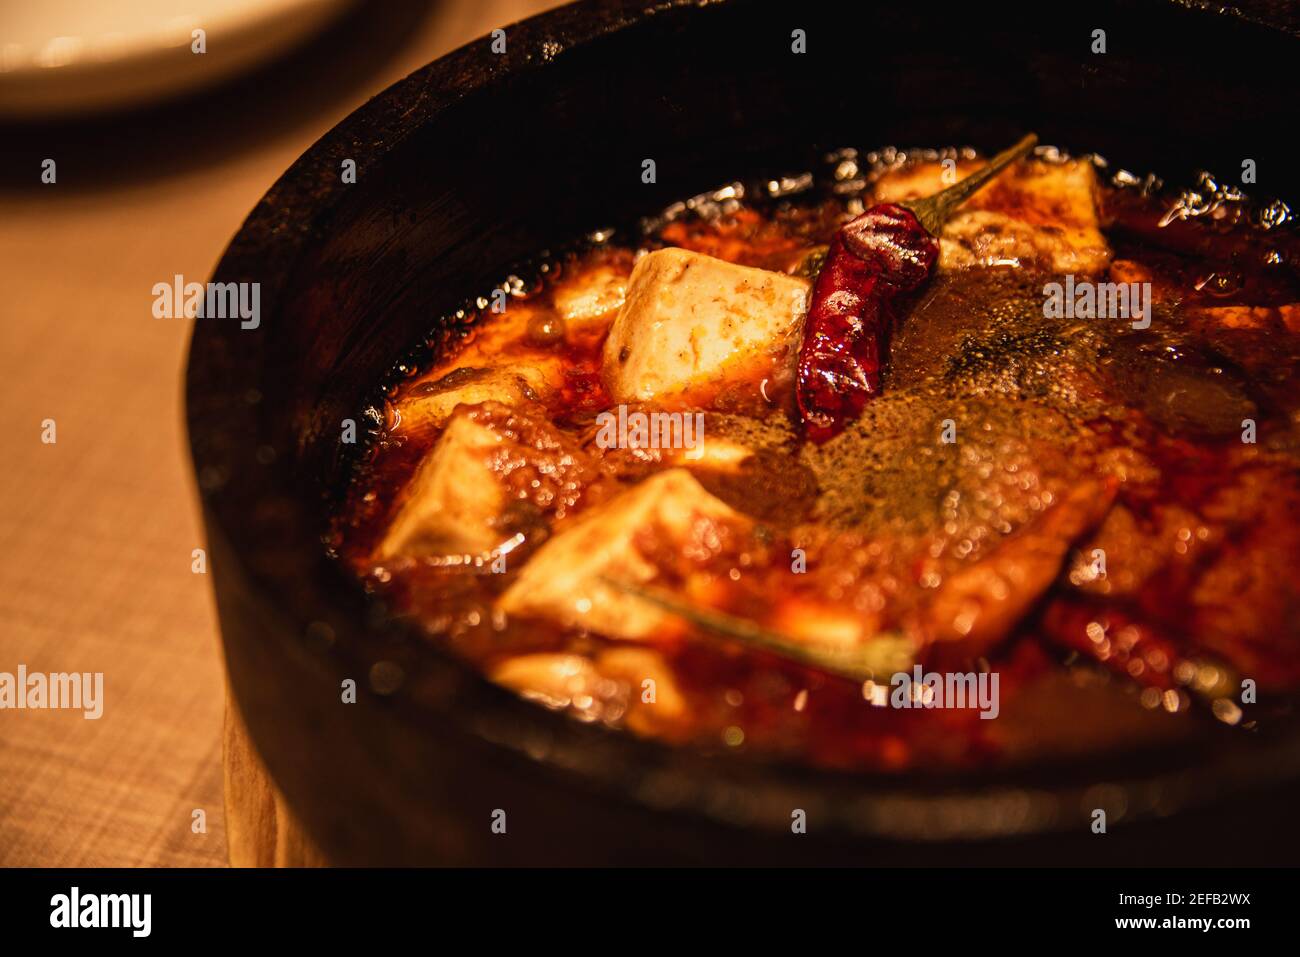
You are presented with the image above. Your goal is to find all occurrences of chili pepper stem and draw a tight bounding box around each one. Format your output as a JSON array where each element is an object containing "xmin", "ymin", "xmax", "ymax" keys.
[
  {"xmin": 900, "ymin": 133, "xmax": 1038, "ymax": 234},
  {"xmin": 599, "ymin": 576, "xmax": 911, "ymax": 682}
]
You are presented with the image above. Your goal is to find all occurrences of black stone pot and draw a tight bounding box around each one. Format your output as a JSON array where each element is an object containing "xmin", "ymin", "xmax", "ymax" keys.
[{"xmin": 186, "ymin": 0, "xmax": 1300, "ymax": 865}]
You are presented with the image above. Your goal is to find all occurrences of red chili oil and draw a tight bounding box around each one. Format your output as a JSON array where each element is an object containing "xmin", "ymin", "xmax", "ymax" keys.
[{"xmin": 331, "ymin": 150, "xmax": 1300, "ymax": 773}]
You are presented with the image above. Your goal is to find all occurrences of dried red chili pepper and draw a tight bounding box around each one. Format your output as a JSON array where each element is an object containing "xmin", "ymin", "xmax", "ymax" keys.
[
  {"xmin": 1038, "ymin": 598, "xmax": 1261, "ymax": 733},
  {"xmin": 1041, "ymin": 600, "xmax": 1189, "ymax": 693},
  {"xmin": 796, "ymin": 205, "xmax": 937, "ymax": 442},
  {"xmin": 796, "ymin": 134, "xmax": 1038, "ymax": 442}
]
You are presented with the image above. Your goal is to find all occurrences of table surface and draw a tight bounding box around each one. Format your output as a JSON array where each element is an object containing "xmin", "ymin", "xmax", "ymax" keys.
[{"xmin": 0, "ymin": 0, "xmax": 556, "ymax": 868}]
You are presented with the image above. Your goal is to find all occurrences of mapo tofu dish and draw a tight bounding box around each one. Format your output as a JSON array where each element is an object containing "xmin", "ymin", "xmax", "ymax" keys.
[{"xmin": 333, "ymin": 138, "xmax": 1300, "ymax": 773}]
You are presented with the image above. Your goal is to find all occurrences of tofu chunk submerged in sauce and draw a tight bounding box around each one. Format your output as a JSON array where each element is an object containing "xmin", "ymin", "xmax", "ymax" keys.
[
  {"xmin": 335, "ymin": 147, "xmax": 1300, "ymax": 773},
  {"xmin": 871, "ymin": 157, "xmax": 1111, "ymax": 273},
  {"xmin": 498, "ymin": 468, "xmax": 751, "ymax": 641},
  {"xmin": 603, "ymin": 248, "xmax": 811, "ymax": 411}
]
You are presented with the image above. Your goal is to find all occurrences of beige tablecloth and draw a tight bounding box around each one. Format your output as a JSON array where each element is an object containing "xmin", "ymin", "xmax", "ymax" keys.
[{"xmin": 0, "ymin": 0, "xmax": 557, "ymax": 867}]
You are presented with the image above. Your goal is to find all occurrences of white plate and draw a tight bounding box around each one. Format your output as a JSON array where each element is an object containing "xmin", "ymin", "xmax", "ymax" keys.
[{"xmin": 0, "ymin": 0, "xmax": 356, "ymax": 117}]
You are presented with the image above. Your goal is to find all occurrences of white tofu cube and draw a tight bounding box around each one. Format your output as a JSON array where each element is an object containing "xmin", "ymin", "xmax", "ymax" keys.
[
  {"xmin": 376, "ymin": 415, "xmax": 508, "ymax": 561},
  {"xmin": 872, "ymin": 158, "xmax": 1110, "ymax": 274},
  {"xmin": 553, "ymin": 262, "xmax": 629, "ymax": 337},
  {"xmin": 389, "ymin": 363, "xmax": 557, "ymax": 434},
  {"xmin": 602, "ymin": 248, "xmax": 810, "ymax": 409},
  {"xmin": 497, "ymin": 468, "xmax": 747, "ymax": 641}
]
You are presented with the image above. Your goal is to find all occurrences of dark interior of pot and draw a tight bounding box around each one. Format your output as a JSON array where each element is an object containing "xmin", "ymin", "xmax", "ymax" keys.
[{"xmin": 188, "ymin": 0, "xmax": 1300, "ymax": 863}]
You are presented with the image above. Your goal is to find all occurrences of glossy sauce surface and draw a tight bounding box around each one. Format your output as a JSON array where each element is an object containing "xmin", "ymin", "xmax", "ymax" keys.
[{"xmin": 333, "ymin": 148, "xmax": 1300, "ymax": 772}]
